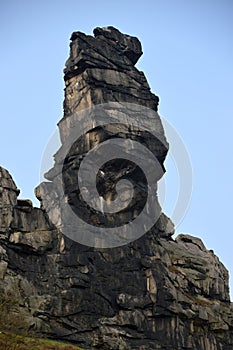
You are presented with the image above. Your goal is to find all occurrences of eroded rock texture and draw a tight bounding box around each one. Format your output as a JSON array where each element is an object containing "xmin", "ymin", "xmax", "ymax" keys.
[{"xmin": 0, "ymin": 27, "xmax": 233, "ymax": 349}]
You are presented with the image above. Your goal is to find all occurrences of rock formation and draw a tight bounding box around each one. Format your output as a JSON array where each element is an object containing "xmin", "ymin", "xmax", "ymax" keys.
[{"xmin": 0, "ymin": 27, "xmax": 233, "ymax": 349}]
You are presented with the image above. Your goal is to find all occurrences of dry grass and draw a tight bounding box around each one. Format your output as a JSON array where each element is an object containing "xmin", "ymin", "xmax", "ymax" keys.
[
  {"xmin": 168, "ymin": 265, "xmax": 182, "ymax": 274},
  {"xmin": 184, "ymin": 292, "xmax": 213, "ymax": 306}
]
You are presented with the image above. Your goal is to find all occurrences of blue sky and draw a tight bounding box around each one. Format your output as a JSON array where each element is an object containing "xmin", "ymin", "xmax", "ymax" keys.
[{"xmin": 0, "ymin": 0, "xmax": 232, "ymax": 299}]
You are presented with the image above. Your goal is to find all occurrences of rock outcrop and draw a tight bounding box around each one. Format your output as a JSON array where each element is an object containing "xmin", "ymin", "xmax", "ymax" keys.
[{"xmin": 0, "ymin": 27, "xmax": 233, "ymax": 350}]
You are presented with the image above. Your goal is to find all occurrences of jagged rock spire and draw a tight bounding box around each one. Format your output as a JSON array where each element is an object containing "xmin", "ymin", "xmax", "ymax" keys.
[{"xmin": 0, "ymin": 27, "xmax": 232, "ymax": 349}]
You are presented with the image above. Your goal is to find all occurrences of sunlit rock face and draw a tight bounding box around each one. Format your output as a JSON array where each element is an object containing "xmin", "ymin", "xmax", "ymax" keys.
[{"xmin": 0, "ymin": 27, "xmax": 233, "ymax": 350}]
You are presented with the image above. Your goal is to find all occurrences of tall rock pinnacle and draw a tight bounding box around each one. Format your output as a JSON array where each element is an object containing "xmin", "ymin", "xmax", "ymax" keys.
[
  {"xmin": 0, "ymin": 27, "xmax": 232, "ymax": 349},
  {"xmin": 62, "ymin": 26, "xmax": 158, "ymax": 114},
  {"xmin": 37, "ymin": 26, "xmax": 169, "ymax": 249}
]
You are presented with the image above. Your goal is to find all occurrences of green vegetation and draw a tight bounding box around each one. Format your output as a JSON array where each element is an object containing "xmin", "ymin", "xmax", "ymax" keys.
[
  {"xmin": 0, "ymin": 291, "xmax": 83, "ymax": 349},
  {"xmin": 0, "ymin": 332, "xmax": 83, "ymax": 350}
]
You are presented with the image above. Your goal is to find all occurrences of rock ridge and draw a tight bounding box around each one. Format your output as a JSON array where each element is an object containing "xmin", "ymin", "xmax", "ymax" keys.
[{"xmin": 0, "ymin": 27, "xmax": 232, "ymax": 349}]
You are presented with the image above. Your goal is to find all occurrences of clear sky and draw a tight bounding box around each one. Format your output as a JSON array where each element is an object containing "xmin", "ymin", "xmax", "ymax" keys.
[{"xmin": 0, "ymin": 0, "xmax": 232, "ymax": 299}]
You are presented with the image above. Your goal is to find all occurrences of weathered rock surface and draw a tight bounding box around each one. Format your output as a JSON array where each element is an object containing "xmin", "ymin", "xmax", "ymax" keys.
[
  {"xmin": 0, "ymin": 167, "xmax": 19, "ymax": 233},
  {"xmin": 0, "ymin": 27, "xmax": 233, "ymax": 349},
  {"xmin": 62, "ymin": 26, "xmax": 158, "ymax": 122}
]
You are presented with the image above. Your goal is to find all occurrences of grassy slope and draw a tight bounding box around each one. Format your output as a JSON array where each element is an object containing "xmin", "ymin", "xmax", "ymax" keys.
[{"xmin": 0, "ymin": 332, "xmax": 83, "ymax": 350}]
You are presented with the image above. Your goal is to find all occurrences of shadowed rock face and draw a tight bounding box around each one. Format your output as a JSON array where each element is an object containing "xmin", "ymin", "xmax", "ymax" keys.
[{"xmin": 0, "ymin": 27, "xmax": 233, "ymax": 350}]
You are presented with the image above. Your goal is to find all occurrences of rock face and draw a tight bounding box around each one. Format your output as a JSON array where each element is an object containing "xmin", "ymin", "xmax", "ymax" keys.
[
  {"xmin": 62, "ymin": 26, "xmax": 158, "ymax": 116},
  {"xmin": 0, "ymin": 27, "xmax": 233, "ymax": 350}
]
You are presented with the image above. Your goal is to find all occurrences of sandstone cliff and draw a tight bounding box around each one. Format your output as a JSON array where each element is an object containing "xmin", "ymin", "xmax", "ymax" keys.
[{"xmin": 0, "ymin": 27, "xmax": 232, "ymax": 350}]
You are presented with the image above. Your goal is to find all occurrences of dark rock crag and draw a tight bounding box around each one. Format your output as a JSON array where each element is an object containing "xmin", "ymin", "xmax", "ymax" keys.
[{"xmin": 0, "ymin": 27, "xmax": 233, "ymax": 349}]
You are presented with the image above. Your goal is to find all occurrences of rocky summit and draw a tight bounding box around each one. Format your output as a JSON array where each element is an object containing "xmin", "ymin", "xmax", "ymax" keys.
[{"xmin": 0, "ymin": 27, "xmax": 233, "ymax": 349}]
